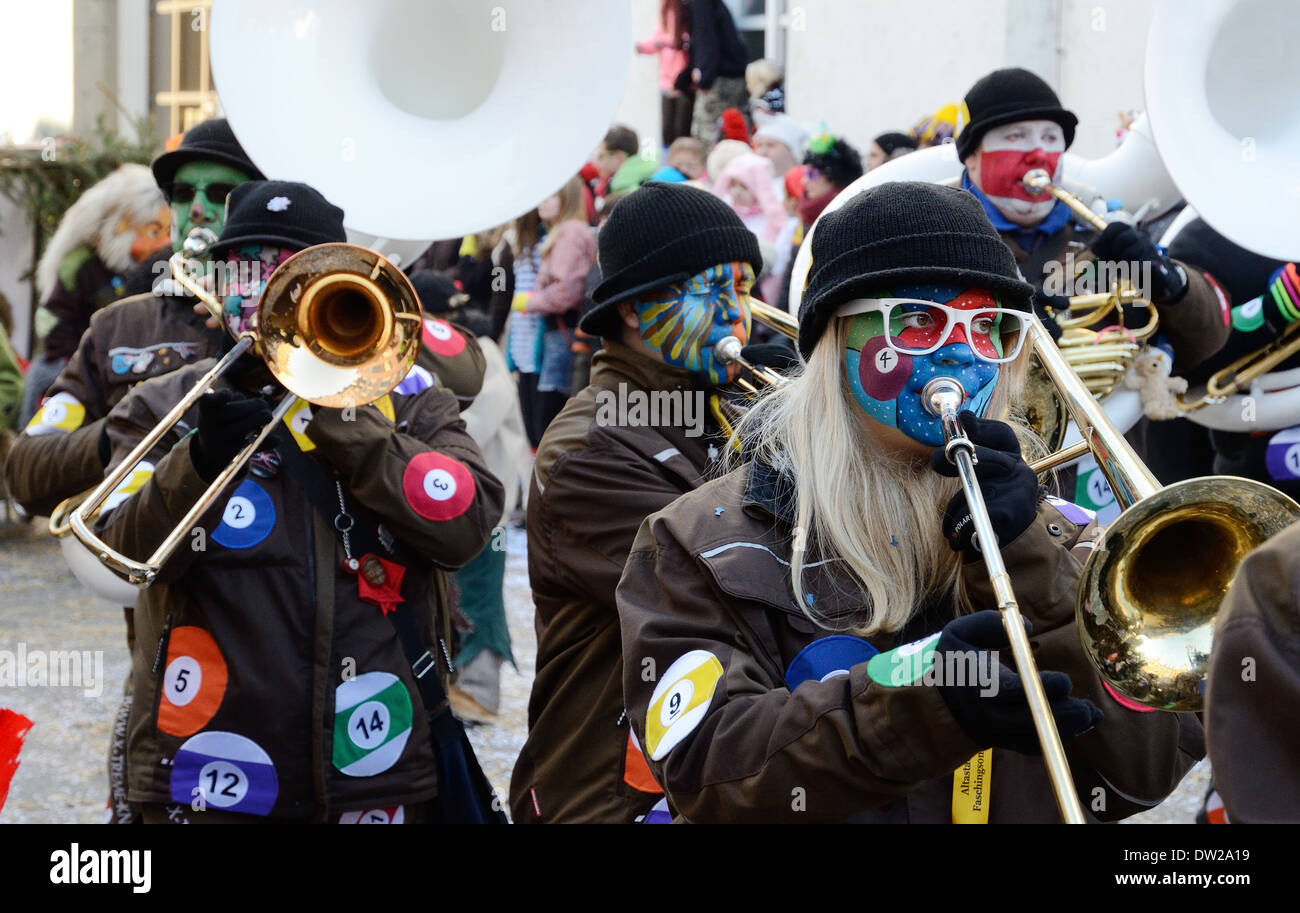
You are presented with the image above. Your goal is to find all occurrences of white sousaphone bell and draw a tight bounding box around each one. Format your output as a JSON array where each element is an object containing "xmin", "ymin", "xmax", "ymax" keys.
[
  {"xmin": 56, "ymin": 0, "xmax": 633, "ymax": 603},
  {"xmin": 1146, "ymin": 0, "xmax": 1300, "ymax": 431}
]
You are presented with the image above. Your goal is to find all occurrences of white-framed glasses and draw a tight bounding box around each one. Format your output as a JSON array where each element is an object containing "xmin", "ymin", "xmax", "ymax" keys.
[{"xmin": 836, "ymin": 298, "xmax": 1028, "ymax": 364}]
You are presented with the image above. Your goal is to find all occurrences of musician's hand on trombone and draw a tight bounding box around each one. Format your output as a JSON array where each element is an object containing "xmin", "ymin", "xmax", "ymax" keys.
[
  {"xmin": 190, "ymin": 389, "xmax": 273, "ymax": 482},
  {"xmin": 935, "ymin": 610, "xmax": 1103, "ymax": 756},
  {"xmin": 928, "ymin": 412, "xmax": 1039, "ymax": 553},
  {"xmin": 1090, "ymin": 222, "xmax": 1187, "ymax": 304}
]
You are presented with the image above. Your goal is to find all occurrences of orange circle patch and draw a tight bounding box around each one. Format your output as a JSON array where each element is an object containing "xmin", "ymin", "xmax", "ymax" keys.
[{"xmin": 157, "ymin": 626, "xmax": 229, "ymax": 737}]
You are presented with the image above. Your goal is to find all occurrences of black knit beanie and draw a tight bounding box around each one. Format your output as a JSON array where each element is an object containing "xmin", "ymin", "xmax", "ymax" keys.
[
  {"xmin": 152, "ymin": 118, "xmax": 266, "ymax": 196},
  {"xmin": 581, "ymin": 183, "xmax": 762, "ymax": 338},
  {"xmin": 797, "ymin": 182, "xmax": 1035, "ymax": 357},
  {"xmin": 955, "ymin": 68, "xmax": 1078, "ymax": 161},
  {"xmin": 210, "ymin": 181, "xmax": 346, "ymax": 257}
]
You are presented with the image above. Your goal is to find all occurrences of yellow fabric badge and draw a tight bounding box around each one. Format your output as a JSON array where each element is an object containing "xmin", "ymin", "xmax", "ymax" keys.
[
  {"xmin": 103, "ymin": 460, "xmax": 156, "ymax": 511},
  {"xmin": 645, "ymin": 650, "xmax": 723, "ymax": 761},
  {"xmin": 283, "ymin": 398, "xmax": 316, "ymax": 452},
  {"xmin": 952, "ymin": 749, "xmax": 991, "ymax": 823},
  {"xmin": 24, "ymin": 392, "xmax": 86, "ymax": 437}
]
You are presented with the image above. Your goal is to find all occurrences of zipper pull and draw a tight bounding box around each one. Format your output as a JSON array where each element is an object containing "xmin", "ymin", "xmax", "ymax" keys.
[{"xmin": 151, "ymin": 613, "xmax": 174, "ymax": 675}]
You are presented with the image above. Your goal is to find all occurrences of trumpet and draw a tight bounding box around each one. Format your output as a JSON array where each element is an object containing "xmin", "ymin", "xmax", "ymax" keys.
[{"xmin": 68, "ymin": 234, "xmax": 422, "ymax": 587}]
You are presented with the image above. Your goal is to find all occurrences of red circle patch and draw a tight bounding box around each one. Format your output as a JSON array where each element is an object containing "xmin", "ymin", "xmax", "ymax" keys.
[
  {"xmin": 157, "ymin": 626, "xmax": 229, "ymax": 737},
  {"xmin": 859, "ymin": 336, "xmax": 912, "ymax": 401},
  {"xmin": 401, "ymin": 451, "xmax": 476, "ymax": 521},
  {"xmin": 422, "ymin": 318, "xmax": 467, "ymax": 357}
]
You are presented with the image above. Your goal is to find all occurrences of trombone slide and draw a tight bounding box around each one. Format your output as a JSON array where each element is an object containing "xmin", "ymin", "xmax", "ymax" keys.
[{"xmin": 922, "ymin": 377, "xmax": 1087, "ymax": 824}]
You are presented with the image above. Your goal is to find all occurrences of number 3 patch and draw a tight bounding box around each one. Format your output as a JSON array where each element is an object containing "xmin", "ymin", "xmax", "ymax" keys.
[
  {"xmin": 401, "ymin": 451, "xmax": 475, "ymax": 521},
  {"xmin": 645, "ymin": 650, "xmax": 723, "ymax": 761}
]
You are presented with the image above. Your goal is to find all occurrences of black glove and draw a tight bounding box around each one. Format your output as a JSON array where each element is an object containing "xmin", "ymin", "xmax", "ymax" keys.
[
  {"xmin": 190, "ymin": 389, "xmax": 273, "ymax": 483},
  {"xmin": 935, "ymin": 610, "xmax": 1103, "ymax": 755},
  {"xmin": 930, "ymin": 412, "xmax": 1040, "ymax": 553},
  {"xmin": 1032, "ymin": 290, "xmax": 1067, "ymax": 341},
  {"xmin": 1091, "ymin": 222, "xmax": 1187, "ymax": 304}
]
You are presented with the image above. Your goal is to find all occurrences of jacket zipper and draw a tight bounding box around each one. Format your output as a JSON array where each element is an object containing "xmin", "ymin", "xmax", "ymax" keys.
[{"xmin": 151, "ymin": 613, "xmax": 174, "ymax": 675}]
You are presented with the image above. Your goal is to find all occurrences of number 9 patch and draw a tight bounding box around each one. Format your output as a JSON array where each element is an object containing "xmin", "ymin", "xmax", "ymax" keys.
[{"xmin": 645, "ymin": 650, "xmax": 723, "ymax": 761}]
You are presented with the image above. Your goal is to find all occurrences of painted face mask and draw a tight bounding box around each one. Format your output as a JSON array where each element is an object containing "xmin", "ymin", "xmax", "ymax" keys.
[
  {"xmin": 842, "ymin": 284, "xmax": 1018, "ymax": 446},
  {"xmin": 170, "ymin": 160, "xmax": 251, "ymax": 250},
  {"xmin": 220, "ymin": 244, "xmax": 297, "ymax": 338},
  {"xmin": 974, "ymin": 120, "xmax": 1066, "ymax": 222},
  {"xmin": 634, "ymin": 261, "xmax": 755, "ymax": 385}
]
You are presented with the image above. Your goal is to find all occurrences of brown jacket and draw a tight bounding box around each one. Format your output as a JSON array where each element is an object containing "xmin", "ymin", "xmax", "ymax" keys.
[
  {"xmin": 616, "ymin": 459, "xmax": 1205, "ymax": 823},
  {"xmin": 509, "ymin": 342, "xmax": 726, "ymax": 823},
  {"xmin": 97, "ymin": 358, "xmax": 503, "ymax": 818},
  {"xmin": 1002, "ymin": 222, "xmax": 1230, "ymax": 372},
  {"xmin": 7, "ymin": 291, "xmax": 222, "ymax": 517},
  {"xmin": 1206, "ymin": 521, "xmax": 1300, "ymax": 823}
]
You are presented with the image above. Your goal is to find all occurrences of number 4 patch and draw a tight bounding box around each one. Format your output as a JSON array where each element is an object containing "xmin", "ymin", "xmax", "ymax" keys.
[{"xmin": 644, "ymin": 651, "xmax": 723, "ymax": 761}]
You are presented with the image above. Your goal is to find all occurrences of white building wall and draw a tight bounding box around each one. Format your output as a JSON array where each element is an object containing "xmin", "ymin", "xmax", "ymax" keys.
[
  {"xmin": 610, "ymin": 0, "xmax": 665, "ymax": 157},
  {"xmin": 783, "ymin": 0, "xmax": 1154, "ymax": 162}
]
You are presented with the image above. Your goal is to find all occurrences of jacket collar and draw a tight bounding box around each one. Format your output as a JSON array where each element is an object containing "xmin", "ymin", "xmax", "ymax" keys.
[{"xmin": 590, "ymin": 340, "xmax": 706, "ymax": 393}]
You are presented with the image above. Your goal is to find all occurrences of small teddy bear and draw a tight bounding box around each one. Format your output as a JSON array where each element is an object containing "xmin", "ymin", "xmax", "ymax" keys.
[{"xmin": 1125, "ymin": 348, "xmax": 1187, "ymax": 420}]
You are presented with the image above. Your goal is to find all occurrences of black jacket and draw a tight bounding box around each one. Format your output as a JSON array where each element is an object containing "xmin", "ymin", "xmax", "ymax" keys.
[{"xmin": 689, "ymin": 0, "xmax": 747, "ymax": 88}]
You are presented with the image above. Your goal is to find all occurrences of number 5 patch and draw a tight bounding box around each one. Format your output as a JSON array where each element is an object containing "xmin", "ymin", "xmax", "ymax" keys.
[{"xmin": 645, "ymin": 650, "xmax": 723, "ymax": 761}]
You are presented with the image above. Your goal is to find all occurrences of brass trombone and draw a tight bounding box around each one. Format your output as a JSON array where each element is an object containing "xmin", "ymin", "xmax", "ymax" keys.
[
  {"xmin": 69, "ymin": 233, "xmax": 423, "ymax": 586},
  {"xmin": 1023, "ymin": 316, "xmax": 1300, "ymax": 712}
]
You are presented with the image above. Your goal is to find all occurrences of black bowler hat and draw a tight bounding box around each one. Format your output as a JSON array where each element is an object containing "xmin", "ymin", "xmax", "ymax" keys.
[
  {"xmin": 954, "ymin": 68, "xmax": 1078, "ymax": 161},
  {"xmin": 580, "ymin": 183, "xmax": 762, "ymax": 338},
  {"xmin": 797, "ymin": 182, "xmax": 1035, "ymax": 357},
  {"xmin": 151, "ymin": 118, "xmax": 266, "ymax": 196},
  {"xmin": 210, "ymin": 181, "xmax": 346, "ymax": 257}
]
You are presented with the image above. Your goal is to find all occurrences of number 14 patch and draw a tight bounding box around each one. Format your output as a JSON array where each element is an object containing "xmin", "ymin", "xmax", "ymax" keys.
[{"xmin": 333, "ymin": 671, "xmax": 414, "ymax": 777}]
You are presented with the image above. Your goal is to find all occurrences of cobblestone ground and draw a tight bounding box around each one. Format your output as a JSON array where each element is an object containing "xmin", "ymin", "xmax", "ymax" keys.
[{"xmin": 1, "ymin": 523, "xmax": 1206, "ymax": 823}]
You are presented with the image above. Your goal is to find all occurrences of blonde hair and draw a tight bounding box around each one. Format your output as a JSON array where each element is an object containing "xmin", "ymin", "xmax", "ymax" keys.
[
  {"xmin": 746, "ymin": 59, "xmax": 783, "ymax": 96},
  {"xmin": 729, "ymin": 314, "xmax": 1028, "ymax": 635}
]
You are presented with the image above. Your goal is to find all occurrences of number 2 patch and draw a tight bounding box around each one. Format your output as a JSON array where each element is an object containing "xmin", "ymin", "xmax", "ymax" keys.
[
  {"xmin": 169, "ymin": 731, "xmax": 278, "ymax": 816},
  {"xmin": 401, "ymin": 451, "xmax": 475, "ymax": 521},
  {"xmin": 157, "ymin": 626, "xmax": 228, "ymax": 737},
  {"xmin": 645, "ymin": 650, "xmax": 723, "ymax": 761},
  {"xmin": 211, "ymin": 479, "xmax": 275, "ymax": 549}
]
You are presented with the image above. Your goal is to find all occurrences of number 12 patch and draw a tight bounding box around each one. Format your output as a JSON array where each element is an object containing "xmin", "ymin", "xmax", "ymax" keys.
[{"xmin": 645, "ymin": 650, "xmax": 723, "ymax": 761}]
